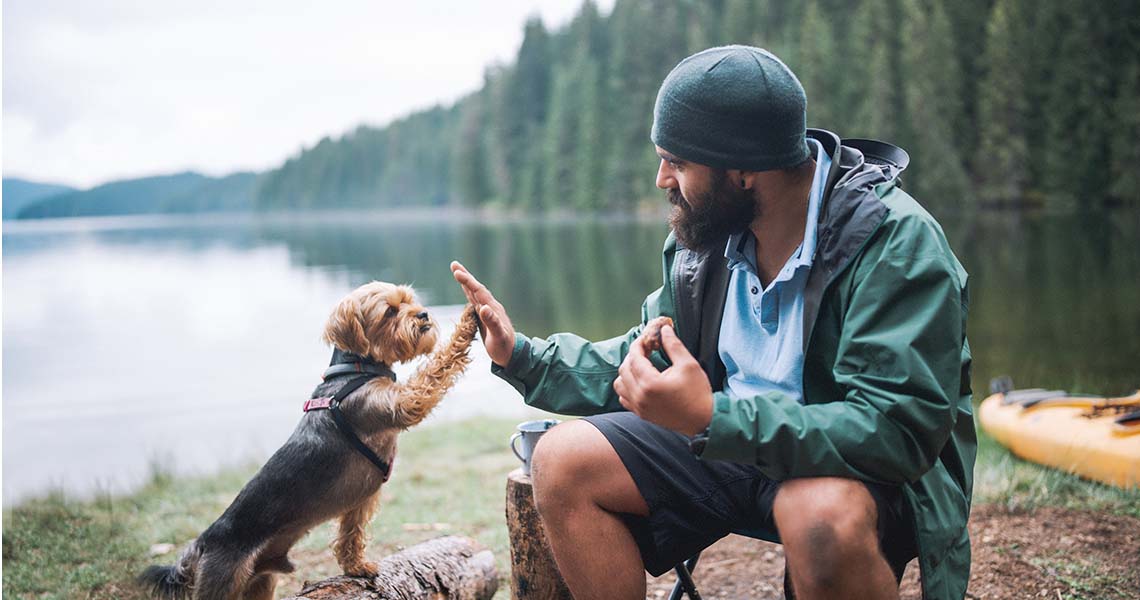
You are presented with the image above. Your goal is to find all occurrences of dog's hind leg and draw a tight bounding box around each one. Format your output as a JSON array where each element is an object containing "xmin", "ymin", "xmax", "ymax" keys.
[
  {"xmin": 333, "ymin": 490, "xmax": 381, "ymax": 578},
  {"xmin": 191, "ymin": 549, "xmax": 254, "ymax": 600},
  {"xmin": 391, "ymin": 304, "xmax": 480, "ymax": 428},
  {"xmin": 240, "ymin": 573, "xmax": 276, "ymax": 600}
]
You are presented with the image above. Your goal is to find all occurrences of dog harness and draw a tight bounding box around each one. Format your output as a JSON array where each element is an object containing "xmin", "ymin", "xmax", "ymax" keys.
[{"xmin": 303, "ymin": 351, "xmax": 397, "ymax": 481}]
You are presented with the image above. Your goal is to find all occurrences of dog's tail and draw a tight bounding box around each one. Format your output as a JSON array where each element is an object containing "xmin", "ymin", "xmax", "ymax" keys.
[{"xmin": 138, "ymin": 539, "xmax": 202, "ymax": 599}]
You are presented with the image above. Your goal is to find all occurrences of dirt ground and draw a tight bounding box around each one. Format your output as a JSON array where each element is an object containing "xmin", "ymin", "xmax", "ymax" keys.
[
  {"xmin": 280, "ymin": 504, "xmax": 1138, "ymax": 599},
  {"xmin": 644, "ymin": 505, "xmax": 1140, "ymax": 599}
]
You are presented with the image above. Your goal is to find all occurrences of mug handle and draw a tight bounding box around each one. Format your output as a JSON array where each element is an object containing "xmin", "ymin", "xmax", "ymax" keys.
[{"xmin": 510, "ymin": 432, "xmax": 526, "ymax": 463}]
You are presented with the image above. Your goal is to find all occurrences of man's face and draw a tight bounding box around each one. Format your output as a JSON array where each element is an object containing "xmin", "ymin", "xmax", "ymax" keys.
[{"xmin": 655, "ymin": 148, "xmax": 757, "ymax": 253}]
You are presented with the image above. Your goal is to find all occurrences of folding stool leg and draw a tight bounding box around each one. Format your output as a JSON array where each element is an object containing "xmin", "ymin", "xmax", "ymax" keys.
[{"xmin": 668, "ymin": 552, "xmax": 703, "ymax": 600}]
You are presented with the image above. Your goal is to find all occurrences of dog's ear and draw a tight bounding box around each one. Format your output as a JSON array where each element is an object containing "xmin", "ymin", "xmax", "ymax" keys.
[{"xmin": 322, "ymin": 294, "xmax": 371, "ymax": 356}]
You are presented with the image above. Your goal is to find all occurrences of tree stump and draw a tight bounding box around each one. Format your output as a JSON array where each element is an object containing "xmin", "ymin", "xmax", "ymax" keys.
[
  {"xmin": 505, "ymin": 468, "xmax": 573, "ymax": 600},
  {"xmin": 283, "ymin": 535, "xmax": 497, "ymax": 600}
]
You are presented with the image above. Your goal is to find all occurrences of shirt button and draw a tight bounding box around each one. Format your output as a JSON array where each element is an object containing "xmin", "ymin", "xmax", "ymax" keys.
[{"xmin": 750, "ymin": 286, "xmax": 759, "ymax": 295}]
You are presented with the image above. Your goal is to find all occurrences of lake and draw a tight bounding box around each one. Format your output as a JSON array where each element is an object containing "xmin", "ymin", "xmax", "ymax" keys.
[{"xmin": 3, "ymin": 208, "xmax": 1138, "ymax": 505}]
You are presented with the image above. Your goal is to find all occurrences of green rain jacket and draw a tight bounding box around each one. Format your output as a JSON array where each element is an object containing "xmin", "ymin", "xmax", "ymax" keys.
[{"xmin": 493, "ymin": 129, "xmax": 975, "ymax": 600}]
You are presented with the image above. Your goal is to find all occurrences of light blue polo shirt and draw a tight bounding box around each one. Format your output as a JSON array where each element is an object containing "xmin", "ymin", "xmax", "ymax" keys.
[{"xmin": 718, "ymin": 138, "xmax": 830, "ymax": 404}]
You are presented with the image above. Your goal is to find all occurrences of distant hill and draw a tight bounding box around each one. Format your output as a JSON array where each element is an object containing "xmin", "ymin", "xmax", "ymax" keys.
[
  {"xmin": 3, "ymin": 178, "xmax": 77, "ymax": 219},
  {"xmin": 15, "ymin": 171, "xmax": 257, "ymax": 219}
]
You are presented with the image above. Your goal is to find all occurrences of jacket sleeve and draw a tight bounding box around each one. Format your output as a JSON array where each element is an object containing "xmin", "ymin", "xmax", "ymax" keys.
[
  {"xmin": 699, "ymin": 250, "xmax": 965, "ymax": 484},
  {"xmin": 490, "ymin": 287, "xmax": 664, "ymax": 416}
]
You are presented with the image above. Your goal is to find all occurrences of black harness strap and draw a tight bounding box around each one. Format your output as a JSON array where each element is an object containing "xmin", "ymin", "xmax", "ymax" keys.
[{"xmin": 327, "ymin": 375, "xmax": 393, "ymax": 481}]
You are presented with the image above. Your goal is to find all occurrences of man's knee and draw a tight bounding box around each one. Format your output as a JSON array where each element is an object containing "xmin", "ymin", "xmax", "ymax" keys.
[
  {"xmin": 529, "ymin": 419, "xmax": 647, "ymax": 518},
  {"xmin": 530, "ymin": 420, "xmax": 605, "ymax": 504},
  {"xmin": 773, "ymin": 478, "xmax": 882, "ymax": 586}
]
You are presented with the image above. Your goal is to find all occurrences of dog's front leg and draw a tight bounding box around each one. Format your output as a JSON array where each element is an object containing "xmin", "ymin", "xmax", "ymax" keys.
[
  {"xmin": 334, "ymin": 491, "xmax": 382, "ymax": 578},
  {"xmin": 390, "ymin": 304, "xmax": 479, "ymax": 429}
]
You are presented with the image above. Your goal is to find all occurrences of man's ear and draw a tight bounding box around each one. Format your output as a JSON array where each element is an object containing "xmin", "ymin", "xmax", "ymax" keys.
[{"xmin": 727, "ymin": 169, "xmax": 754, "ymax": 190}]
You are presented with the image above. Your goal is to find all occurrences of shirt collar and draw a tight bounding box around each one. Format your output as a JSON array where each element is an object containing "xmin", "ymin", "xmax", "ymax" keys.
[
  {"xmin": 724, "ymin": 230, "xmax": 755, "ymax": 272},
  {"xmin": 724, "ymin": 138, "xmax": 831, "ymax": 273}
]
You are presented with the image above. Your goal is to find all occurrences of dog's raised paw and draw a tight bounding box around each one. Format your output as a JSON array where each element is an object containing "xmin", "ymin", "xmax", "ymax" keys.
[{"xmin": 457, "ymin": 304, "xmax": 481, "ymax": 337}]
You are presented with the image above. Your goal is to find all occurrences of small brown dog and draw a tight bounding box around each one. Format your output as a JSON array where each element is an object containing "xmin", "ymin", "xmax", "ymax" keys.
[{"xmin": 141, "ymin": 281, "xmax": 480, "ymax": 600}]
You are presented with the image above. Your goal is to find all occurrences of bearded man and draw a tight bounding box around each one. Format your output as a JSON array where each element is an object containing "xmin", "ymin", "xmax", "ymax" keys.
[{"xmin": 452, "ymin": 45, "xmax": 975, "ymax": 600}]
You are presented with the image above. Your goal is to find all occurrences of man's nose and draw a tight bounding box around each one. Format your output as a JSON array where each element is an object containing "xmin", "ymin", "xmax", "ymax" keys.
[{"xmin": 655, "ymin": 159, "xmax": 676, "ymax": 190}]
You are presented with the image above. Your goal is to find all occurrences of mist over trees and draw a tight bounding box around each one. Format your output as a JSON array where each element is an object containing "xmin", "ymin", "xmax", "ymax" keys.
[{"xmin": 247, "ymin": 0, "xmax": 1139, "ymax": 213}]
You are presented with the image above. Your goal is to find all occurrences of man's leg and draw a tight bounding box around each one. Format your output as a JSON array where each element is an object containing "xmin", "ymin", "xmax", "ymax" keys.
[
  {"xmin": 529, "ymin": 419, "xmax": 650, "ymax": 600},
  {"xmin": 772, "ymin": 477, "xmax": 900, "ymax": 600}
]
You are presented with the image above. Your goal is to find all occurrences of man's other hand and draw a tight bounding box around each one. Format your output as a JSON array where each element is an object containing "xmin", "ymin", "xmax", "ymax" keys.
[
  {"xmin": 450, "ymin": 261, "xmax": 517, "ymax": 368},
  {"xmin": 614, "ymin": 325, "xmax": 713, "ymax": 436}
]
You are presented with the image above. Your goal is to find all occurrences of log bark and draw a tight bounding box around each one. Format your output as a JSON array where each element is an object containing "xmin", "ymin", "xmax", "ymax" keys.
[
  {"xmin": 505, "ymin": 468, "xmax": 573, "ymax": 600},
  {"xmin": 283, "ymin": 535, "xmax": 497, "ymax": 600}
]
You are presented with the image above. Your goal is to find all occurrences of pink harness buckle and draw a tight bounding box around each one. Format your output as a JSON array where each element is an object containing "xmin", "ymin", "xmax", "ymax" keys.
[{"xmin": 303, "ymin": 396, "xmax": 333, "ymax": 412}]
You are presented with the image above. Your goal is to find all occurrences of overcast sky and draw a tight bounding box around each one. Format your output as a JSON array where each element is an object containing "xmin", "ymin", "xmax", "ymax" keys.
[{"xmin": 3, "ymin": 0, "xmax": 614, "ymax": 189}]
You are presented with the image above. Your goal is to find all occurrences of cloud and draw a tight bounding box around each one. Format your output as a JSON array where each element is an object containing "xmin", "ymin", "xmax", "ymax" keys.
[{"xmin": 3, "ymin": 0, "xmax": 612, "ymax": 188}]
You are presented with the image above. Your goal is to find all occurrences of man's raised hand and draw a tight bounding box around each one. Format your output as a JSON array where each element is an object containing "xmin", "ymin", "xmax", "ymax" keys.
[{"xmin": 450, "ymin": 261, "xmax": 517, "ymax": 367}]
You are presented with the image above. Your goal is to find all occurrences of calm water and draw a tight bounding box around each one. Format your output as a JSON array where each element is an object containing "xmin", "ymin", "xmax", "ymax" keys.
[{"xmin": 3, "ymin": 208, "xmax": 1138, "ymax": 504}]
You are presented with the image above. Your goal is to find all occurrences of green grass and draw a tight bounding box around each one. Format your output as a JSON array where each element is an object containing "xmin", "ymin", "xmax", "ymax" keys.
[
  {"xmin": 1029, "ymin": 552, "xmax": 1137, "ymax": 600},
  {"xmin": 973, "ymin": 428, "xmax": 1140, "ymax": 518},
  {"xmin": 4, "ymin": 417, "xmax": 1137, "ymax": 599},
  {"xmin": 2, "ymin": 417, "xmax": 522, "ymax": 600}
]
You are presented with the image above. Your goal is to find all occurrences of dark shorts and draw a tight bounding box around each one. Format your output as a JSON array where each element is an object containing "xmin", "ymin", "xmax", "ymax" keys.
[{"xmin": 583, "ymin": 411, "xmax": 918, "ymax": 578}]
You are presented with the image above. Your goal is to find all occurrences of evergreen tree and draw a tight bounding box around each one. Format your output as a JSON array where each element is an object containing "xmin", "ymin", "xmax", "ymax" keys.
[
  {"xmin": 848, "ymin": 0, "xmax": 900, "ymax": 142},
  {"xmin": 899, "ymin": 0, "xmax": 970, "ymax": 210},
  {"xmin": 573, "ymin": 55, "xmax": 606, "ymax": 210},
  {"xmin": 503, "ymin": 17, "xmax": 553, "ymax": 207},
  {"xmin": 1109, "ymin": 57, "xmax": 1140, "ymax": 206},
  {"xmin": 684, "ymin": 0, "xmax": 722, "ymax": 53},
  {"xmin": 540, "ymin": 63, "xmax": 579, "ymax": 209},
  {"xmin": 480, "ymin": 67, "xmax": 514, "ymax": 205},
  {"xmin": 604, "ymin": 0, "xmax": 686, "ymax": 208},
  {"xmin": 796, "ymin": 0, "xmax": 838, "ymax": 131},
  {"xmin": 566, "ymin": 1, "xmax": 609, "ymax": 210},
  {"xmin": 451, "ymin": 91, "xmax": 492, "ymax": 207},
  {"xmin": 723, "ymin": 0, "xmax": 757, "ymax": 45},
  {"xmin": 975, "ymin": 0, "xmax": 1029, "ymax": 204},
  {"xmin": 1016, "ymin": 0, "xmax": 1061, "ymax": 193},
  {"xmin": 941, "ymin": 0, "xmax": 993, "ymax": 159},
  {"xmin": 1041, "ymin": 3, "xmax": 1115, "ymax": 209}
]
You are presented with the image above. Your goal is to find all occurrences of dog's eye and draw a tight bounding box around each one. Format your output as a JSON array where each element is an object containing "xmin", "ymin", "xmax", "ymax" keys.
[{"xmin": 386, "ymin": 306, "xmax": 399, "ymax": 318}]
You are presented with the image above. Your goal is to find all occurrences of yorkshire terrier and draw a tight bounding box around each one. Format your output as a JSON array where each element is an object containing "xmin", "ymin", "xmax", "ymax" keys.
[{"xmin": 140, "ymin": 281, "xmax": 480, "ymax": 600}]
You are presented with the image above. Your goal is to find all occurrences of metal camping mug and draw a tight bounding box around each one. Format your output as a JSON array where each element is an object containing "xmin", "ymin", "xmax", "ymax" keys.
[{"xmin": 510, "ymin": 419, "xmax": 561, "ymax": 476}]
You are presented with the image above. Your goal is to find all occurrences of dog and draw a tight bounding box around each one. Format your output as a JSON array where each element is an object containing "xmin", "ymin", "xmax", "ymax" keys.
[{"xmin": 140, "ymin": 281, "xmax": 480, "ymax": 600}]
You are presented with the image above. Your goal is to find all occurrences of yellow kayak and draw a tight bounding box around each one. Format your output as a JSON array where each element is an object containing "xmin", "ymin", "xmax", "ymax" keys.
[{"xmin": 978, "ymin": 379, "xmax": 1140, "ymax": 488}]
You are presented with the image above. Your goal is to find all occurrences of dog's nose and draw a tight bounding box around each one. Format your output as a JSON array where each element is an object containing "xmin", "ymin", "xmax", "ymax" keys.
[{"xmin": 416, "ymin": 311, "xmax": 430, "ymax": 321}]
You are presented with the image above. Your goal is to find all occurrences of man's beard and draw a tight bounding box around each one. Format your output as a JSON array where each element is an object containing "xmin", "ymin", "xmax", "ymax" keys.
[{"xmin": 667, "ymin": 174, "xmax": 757, "ymax": 253}]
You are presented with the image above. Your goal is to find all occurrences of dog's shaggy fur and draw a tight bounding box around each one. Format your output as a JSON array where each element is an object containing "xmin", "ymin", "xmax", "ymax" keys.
[{"xmin": 140, "ymin": 282, "xmax": 480, "ymax": 600}]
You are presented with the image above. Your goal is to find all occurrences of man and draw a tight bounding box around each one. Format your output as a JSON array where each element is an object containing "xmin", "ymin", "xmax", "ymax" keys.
[{"xmin": 452, "ymin": 45, "xmax": 974, "ymax": 600}]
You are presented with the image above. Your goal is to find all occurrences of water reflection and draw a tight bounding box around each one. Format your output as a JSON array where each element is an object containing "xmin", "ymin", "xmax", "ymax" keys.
[
  {"xmin": 3, "ymin": 208, "xmax": 1137, "ymax": 504},
  {"xmin": 251, "ymin": 214, "xmax": 670, "ymax": 340},
  {"xmin": 955, "ymin": 210, "xmax": 1140, "ymax": 394}
]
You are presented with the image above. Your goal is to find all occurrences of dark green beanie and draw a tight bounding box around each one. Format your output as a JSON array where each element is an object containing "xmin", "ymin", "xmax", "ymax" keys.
[{"xmin": 651, "ymin": 45, "xmax": 810, "ymax": 171}]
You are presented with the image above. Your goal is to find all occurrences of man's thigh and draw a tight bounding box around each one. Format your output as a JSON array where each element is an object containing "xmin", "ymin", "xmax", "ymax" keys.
[{"xmin": 583, "ymin": 411, "xmax": 774, "ymax": 576}]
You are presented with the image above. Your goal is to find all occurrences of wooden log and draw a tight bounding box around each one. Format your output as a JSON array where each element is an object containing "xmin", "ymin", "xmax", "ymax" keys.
[
  {"xmin": 283, "ymin": 535, "xmax": 497, "ymax": 600},
  {"xmin": 505, "ymin": 468, "xmax": 573, "ymax": 600}
]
